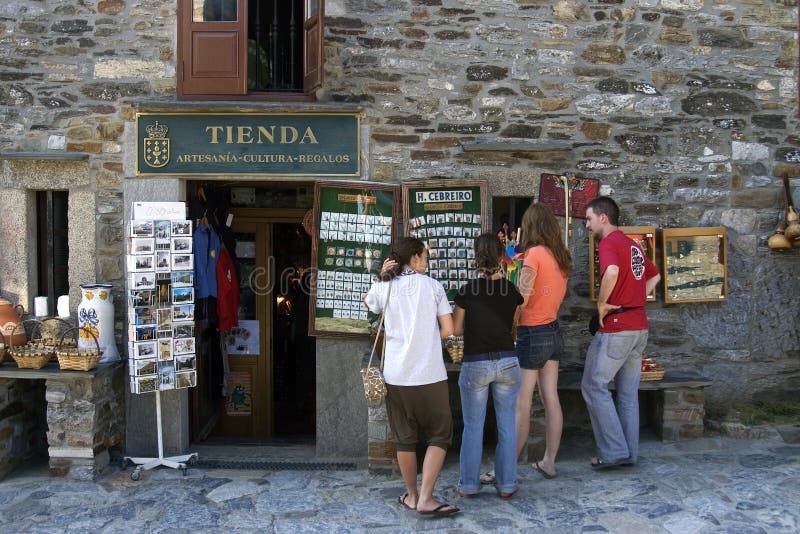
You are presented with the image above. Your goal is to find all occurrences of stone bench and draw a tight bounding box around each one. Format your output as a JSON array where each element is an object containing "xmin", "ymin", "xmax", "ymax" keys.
[
  {"xmin": 0, "ymin": 362, "xmax": 125, "ymax": 480},
  {"xmin": 523, "ymin": 370, "xmax": 712, "ymax": 461}
]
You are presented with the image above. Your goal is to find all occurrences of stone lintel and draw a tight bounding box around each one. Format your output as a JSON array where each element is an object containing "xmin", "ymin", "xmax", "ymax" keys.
[{"xmin": 48, "ymin": 446, "xmax": 94, "ymax": 459}]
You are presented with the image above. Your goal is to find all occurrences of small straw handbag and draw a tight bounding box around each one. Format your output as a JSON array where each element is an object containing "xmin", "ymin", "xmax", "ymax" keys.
[{"xmin": 361, "ymin": 281, "xmax": 392, "ymax": 403}]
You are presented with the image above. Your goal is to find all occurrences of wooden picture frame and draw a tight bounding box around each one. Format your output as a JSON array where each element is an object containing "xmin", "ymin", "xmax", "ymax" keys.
[
  {"xmin": 401, "ymin": 179, "xmax": 488, "ymax": 299},
  {"xmin": 589, "ymin": 226, "xmax": 657, "ymax": 302},
  {"xmin": 309, "ymin": 180, "xmax": 399, "ymax": 337},
  {"xmin": 662, "ymin": 227, "xmax": 727, "ymax": 304}
]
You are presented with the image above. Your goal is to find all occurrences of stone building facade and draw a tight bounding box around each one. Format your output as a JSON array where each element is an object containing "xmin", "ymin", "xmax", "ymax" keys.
[{"xmin": 0, "ymin": 0, "xmax": 798, "ymax": 467}]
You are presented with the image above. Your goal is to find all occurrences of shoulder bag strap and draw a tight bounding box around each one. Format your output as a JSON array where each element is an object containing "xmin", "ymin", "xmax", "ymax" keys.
[{"xmin": 367, "ymin": 281, "xmax": 392, "ymax": 371}]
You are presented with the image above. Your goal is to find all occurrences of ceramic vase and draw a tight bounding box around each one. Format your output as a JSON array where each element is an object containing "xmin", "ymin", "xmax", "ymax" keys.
[{"xmin": 78, "ymin": 283, "xmax": 120, "ymax": 363}]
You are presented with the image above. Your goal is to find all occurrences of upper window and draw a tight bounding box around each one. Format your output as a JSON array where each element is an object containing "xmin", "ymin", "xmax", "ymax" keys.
[{"xmin": 178, "ymin": 0, "xmax": 324, "ymax": 100}]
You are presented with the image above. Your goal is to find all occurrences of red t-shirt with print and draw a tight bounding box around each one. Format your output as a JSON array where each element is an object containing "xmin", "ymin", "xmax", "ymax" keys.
[{"xmin": 598, "ymin": 230, "xmax": 658, "ymax": 333}]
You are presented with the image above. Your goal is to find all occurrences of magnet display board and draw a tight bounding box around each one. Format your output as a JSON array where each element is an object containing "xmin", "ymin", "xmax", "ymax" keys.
[
  {"xmin": 402, "ymin": 180, "xmax": 488, "ymax": 302},
  {"xmin": 309, "ymin": 181, "xmax": 399, "ymax": 337}
]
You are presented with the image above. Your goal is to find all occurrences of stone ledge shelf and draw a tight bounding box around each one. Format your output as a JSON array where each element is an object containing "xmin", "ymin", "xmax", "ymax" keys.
[
  {"xmin": 0, "ymin": 362, "xmax": 125, "ymax": 481},
  {"xmin": 459, "ymin": 141, "xmax": 573, "ymax": 152},
  {"xmin": 0, "ymin": 152, "xmax": 90, "ymax": 161}
]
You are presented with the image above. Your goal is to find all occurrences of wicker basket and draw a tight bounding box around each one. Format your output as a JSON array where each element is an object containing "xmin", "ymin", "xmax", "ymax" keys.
[
  {"xmin": 10, "ymin": 348, "xmax": 53, "ymax": 369},
  {"xmin": 56, "ymin": 348, "xmax": 102, "ymax": 371},
  {"xmin": 641, "ymin": 368, "xmax": 665, "ymax": 381},
  {"xmin": 445, "ymin": 335, "xmax": 464, "ymax": 364},
  {"xmin": 8, "ymin": 319, "xmax": 56, "ymax": 369},
  {"xmin": 56, "ymin": 326, "xmax": 101, "ymax": 371}
]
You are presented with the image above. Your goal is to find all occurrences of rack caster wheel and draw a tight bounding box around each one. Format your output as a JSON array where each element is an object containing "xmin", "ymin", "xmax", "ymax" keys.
[
  {"xmin": 181, "ymin": 466, "xmax": 188, "ymax": 476},
  {"xmin": 130, "ymin": 469, "xmax": 141, "ymax": 481}
]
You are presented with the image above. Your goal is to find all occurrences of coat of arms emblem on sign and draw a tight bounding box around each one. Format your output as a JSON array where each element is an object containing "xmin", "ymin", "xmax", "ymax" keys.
[{"xmin": 143, "ymin": 121, "xmax": 170, "ymax": 168}]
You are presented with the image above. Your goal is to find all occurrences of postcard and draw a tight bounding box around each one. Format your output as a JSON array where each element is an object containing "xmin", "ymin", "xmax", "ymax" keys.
[
  {"xmin": 130, "ymin": 306, "xmax": 155, "ymax": 325},
  {"xmin": 130, "ymin": 358, "xmax": 158, "ymax": 376},
  {"xmin": 171, "ymin": 270, "xmax": 194, "ymax": 287},
  {"xmin": 172, "ymin": 286, "xmax": 194, "ymax": 304},
  {"xmin": 129, "ymin": 289, "xmax": 156, "ymax": 307},
  {"xmin": 135, "ymin": 375, "xmax": 158, "ymax": 394},
  {"xmin": 171, "ymin": 220, "xmax": 192, "ymax": 236},
  {"xmin": 172, "ymin": 323, "xmax": 194, "ymax": 339},
  {"xmin": 175, "ymin": 355, "xmax": 195, "ymax": 372},
  {"xmin": 130, "ymin": 220, "xmax": 154, "ymax": 237},
  {"xmin": 155, "ymin": 250, "xmax": 171, "ymax": 272},
  {"xmin": 173, "ymin": 337, "xmax": 195, "ymax": 355},
  {"xmin": 157, "ymin": 338, "xmax": 172, "ymax": 360},
  {"xmin": 159, "ymin": 363, "xmax": 175, "ymax": 390},
  {"xmin": 154, "ymin": 219, "xmax": 171, "ymax": 241},
  {"xmin": 172, "ymin": 304, "xmax": 194, "ymax": 322},
  {"xmin": 171, "ymin": 253, "xmax": 193, "ymax": 271},
  {"xmin": 175, "ymin": 370, "xmax": 197, "ymax": 389},
  {"xmin": 134, "ymin": 325, "xmax": 157, "ymax": 342},
  {"xmin": 130, "ymin": 237, "xmax": 155, "ymax": 255},
  {"xmin": 128, "ymin": 254, "xmax": 155, "ymax": 273},
  {"xmin": 170, "ymin": 236, "xmax": 193, "ymax": 254},
  {"xmin": 133, "ymin": 340, "xmax": 157, "ymax": 359}
]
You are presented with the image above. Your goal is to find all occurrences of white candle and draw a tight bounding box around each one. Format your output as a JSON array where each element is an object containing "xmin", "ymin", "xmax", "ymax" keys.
[
  {"xmin": 57, "ymin": 295, "xmax": 70, "ymax": 318},
  {"xmin": 34, "ymin": 296, "xmax": 49, "ymax": 317}
]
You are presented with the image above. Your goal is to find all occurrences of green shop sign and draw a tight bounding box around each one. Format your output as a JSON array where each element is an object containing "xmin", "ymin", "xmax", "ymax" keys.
[{"xmin": 135, "ymin": 112, "xmax": 360, "ymax": 177}]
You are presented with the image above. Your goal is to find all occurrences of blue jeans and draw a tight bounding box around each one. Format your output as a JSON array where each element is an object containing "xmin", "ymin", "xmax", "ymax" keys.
[
  {"xmin": 458, "ymin": 353, "xmax": 521, "ymax": 494},
  {"xmin": 581, "ymin": 330, "xmax": 649, "ymax": 463}
]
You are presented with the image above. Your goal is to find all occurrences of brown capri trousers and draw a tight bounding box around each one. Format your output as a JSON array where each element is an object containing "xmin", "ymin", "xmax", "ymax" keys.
[{"xmin": 385, "ymin": 380, "xmax": 452, "ymax": 452}]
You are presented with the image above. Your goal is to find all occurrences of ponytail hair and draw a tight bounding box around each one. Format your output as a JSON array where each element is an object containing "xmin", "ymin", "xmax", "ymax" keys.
[{"xmin": 378, "ymin": 237, "xmax": 426, "ymax": 281}]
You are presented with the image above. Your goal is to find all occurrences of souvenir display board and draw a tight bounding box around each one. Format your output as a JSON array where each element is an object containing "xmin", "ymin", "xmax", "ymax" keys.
[
  {"xmin": 402, "ymin": 180, "xmax": 488, "ymax": 301},
  {"xmin": 662, "ymin": 227, "xmax": 727, "ymax": 304},
  {"xmin": 127, "ymin": 212, "xmax": 198, "ymax": 393},
  {"xmin": 589, "ymin": 226, "xmax": 657, "ymax": 302},
  {"xmin": 309, "ymin": 181, "xmax": 399, "ymax": 337}
]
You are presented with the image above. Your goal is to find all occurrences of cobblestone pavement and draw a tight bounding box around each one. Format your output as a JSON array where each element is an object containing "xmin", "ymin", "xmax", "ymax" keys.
[{"xmin": 1, "ymin": 432, "xmax": 798, "ymax": 533}]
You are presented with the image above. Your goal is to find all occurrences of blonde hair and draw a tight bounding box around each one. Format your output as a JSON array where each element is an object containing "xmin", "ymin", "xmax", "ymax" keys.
[{"xmin": 519, "ymin": 203, "xmax": 573, "ymax": 277}]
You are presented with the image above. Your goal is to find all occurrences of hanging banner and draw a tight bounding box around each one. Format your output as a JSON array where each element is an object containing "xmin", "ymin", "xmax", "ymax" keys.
[
  {"xmin": 539, "ymin": 173, "xmax": 600, "ymax": 219},
  {"xmin": 135, "ymin": 112, "xmax": 360, "ymax": 177}
]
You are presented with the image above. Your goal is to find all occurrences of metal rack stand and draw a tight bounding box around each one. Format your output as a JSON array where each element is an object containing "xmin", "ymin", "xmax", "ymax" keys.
[{"xmin": 123, "ymin": 389, "xmax": 198, "ymax": 480}]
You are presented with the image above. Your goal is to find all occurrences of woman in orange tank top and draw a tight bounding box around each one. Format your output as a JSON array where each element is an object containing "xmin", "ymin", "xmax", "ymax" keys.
[{"xmin": 514, "ymin": 203, "xmax": 572, "ymax": 479}]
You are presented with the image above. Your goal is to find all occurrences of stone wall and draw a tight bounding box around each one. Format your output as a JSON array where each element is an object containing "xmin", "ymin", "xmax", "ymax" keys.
[{"xmin": 0, "ymin": 0, "xmax": 797, "ymax": 428}]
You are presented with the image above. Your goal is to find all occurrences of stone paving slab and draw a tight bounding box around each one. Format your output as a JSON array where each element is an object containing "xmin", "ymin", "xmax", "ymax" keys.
[{"xmin": 0, "ymin": 434, "xmax": 798, "ymax": 533}]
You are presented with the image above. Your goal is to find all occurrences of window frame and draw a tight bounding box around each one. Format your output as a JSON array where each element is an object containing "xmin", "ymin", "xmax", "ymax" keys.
[{"xmin": 177, "ymin": 0, "xmax": 324, "ymax": 101}]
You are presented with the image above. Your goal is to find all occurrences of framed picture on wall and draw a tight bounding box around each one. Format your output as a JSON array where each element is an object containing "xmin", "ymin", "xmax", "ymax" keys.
[
  {"xmin": 662, "ymin": 227, "xmax": 727, "ymax": 304},
  {"xmin": 589, "ymin": 226, "xmax": 657, "ymax": 302}
]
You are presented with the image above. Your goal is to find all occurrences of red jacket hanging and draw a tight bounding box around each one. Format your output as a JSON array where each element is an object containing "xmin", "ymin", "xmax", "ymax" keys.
[{"xmin": 216, "ymin": 246, "xmax": 240, "ymax": 332}]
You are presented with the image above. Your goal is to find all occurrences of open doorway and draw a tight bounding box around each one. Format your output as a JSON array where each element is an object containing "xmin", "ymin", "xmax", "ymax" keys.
[{"xmin": 188, "ymin": 182, "xmax": 315, "ymax": 445}]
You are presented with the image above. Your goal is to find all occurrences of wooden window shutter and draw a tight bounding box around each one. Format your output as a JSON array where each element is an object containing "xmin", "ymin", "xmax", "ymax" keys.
[
  {"xmin": 178, "ymin": 0, "xmax": 248, "ymax": 98},
  {"xmin": 303, "ymin": 0, "xmax": 324, "ymax": 94}
]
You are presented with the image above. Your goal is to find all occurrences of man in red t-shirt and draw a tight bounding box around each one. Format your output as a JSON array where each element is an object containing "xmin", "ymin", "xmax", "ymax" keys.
[{"xmin": 581, "ymin": 196, "xmax": 660, "ymax": 469}]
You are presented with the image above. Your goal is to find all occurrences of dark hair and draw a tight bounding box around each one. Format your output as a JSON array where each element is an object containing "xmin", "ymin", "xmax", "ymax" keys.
[
  {"xmin": 474, "ymin": 233, "xmax": 504, "ymax": 274},
  {"xmin": 585, "ymin": 196, "xmax": 620, "ymax": 226},
  {"xmin": 520, "ymin": 203, "xmax": 573, "ymax": 277},
  {"xmin": 378, "ymin": 237, "xmax": 426, "ymax": 281}
]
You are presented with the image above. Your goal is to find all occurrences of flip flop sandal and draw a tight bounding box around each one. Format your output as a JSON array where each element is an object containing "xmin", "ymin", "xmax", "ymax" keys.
[
  {"xmin": 533, "ymin": 461, "xmax": 557, "ymax": 479},
  {"xmin": 479, "ymin": 471, "xmax": 495, "ymax": 485},
  {"xmin": 590, "ymin": 457, "xmax": 631, "ymax": 470},
  {"xmin": 398, "ymin": 492, "xmax": 415, "ymax": 510},
  {"xmin": 418, "ymin": 503, "xmax": 460, "ymax": 517}
]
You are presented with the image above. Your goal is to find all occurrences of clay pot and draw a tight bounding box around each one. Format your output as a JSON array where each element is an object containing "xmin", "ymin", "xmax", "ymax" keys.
[
  {"xmin": 0, "ymin": 297, "xmax": 27, "ymax": 357},
  {"xmin": 784, "ymin": 206, "xmax": 800, "ymax": 242},
  {"xmin": 768, "ymin": 225, "xmax": 792, "ymax": 250}
]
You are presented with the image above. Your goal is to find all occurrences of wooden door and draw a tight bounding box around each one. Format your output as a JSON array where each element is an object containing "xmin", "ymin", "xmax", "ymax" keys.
[
  {"xmin": 213, "ymin": 208, "xmax": 307, "ymax": 438},
  {"xmin": 214, "ymin": 219, "xmax": 272, "ymax": 436}
]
